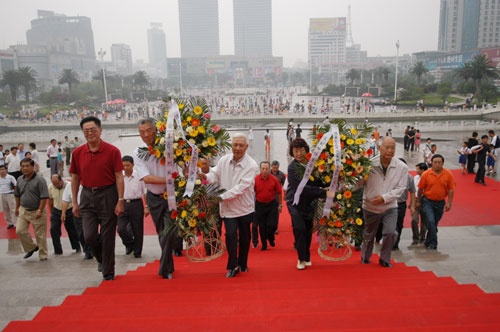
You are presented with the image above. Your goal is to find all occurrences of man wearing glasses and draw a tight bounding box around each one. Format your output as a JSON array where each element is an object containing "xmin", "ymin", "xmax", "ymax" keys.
[{"xmin": 70, "ymin": 116, "xmax": 125, "ymax": 281}]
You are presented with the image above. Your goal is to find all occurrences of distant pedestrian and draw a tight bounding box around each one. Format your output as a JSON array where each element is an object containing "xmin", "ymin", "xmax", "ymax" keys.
[
  {"xmin": 411, "ymin": 163, "xmax": 428, "ymax": 245},
  {"xmin": 47, "ymin": 139, "xmax": 59, "ymax": 176},
  {"xmin": 457, "ymin": 142, "xmax": 469, "ymax": 175},
  {"xmin": 487, "ymin": 144, "xmax": 496, "ymax": 176},
  {"xmin": 473, "ymin": 135, "xmax": 490, "ymax": 186},
  {"xmin": 415, "ymin": 129, "xmax": 421, "ymax": 152},
  {"xmin": 488, "ymin": 130, "xmax": 499, "ymax": 175},
  {"xmin": 0, "ymin": 165, "xmax": 17, "ymax": 229},
  {"xmin": 295, "ymin": 124, "xmax": 302, "ymax": 138},
  {"xmin": 466, "ymin": 132, "xmax": 479, "ymax": 174},
  {"xmin": 264, "ymin": 129, "xmax": 271, "ymax": 162}
]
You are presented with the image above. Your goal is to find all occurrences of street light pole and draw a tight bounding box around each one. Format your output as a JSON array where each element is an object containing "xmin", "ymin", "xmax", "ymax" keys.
[
  {"xmin": 98, "ymin": 48, "xmax": 109, "ymax": 103},
  {"xmin": 394, "ymin": 40, "xmax": 400, "ymax": 103}
]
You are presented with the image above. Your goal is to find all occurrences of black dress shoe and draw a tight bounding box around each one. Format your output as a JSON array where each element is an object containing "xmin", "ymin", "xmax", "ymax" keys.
[
  {"xmin": 24, "ymin": 246, "xmax": 39, "ymax": 259},
  {"xmin": 103, "ymin": 274, "xmax": 114, "ymax": 281},
  {"xmin": 163, "ymin": 273, "xmax": 173, "ymax": 279},
  {"xmin": 260, "ymin": 246, "xmax": 267, "ymax": 251},
  {"xmin": 75, "ymin": 247, "xmax": 81, "ymax": 253},
  {"xmin": 225, "ymin": 267, "xmax": 240, "ymax": 278},
  {"xmin": 134, "ymin": 253, "xmax": 142, "ymax": 258},
  {"xmin": 7, "ymin": 224, "xmax": 14, "ymax": 229},
  {"xmin": 252, "ymin": 244, "xmax": 258, "ymax": 249},
  {"xmin": 125, "ymin": 247, "xmax": 133, "ymax": 255},
  {"xmin": 174, "ymin": 251, "xmax": 183, "ymax": 257},
  {"xmin": 379, "ymin": 259, "xmax": 393, "ymax": 268},
  {"xmin": 240, "ymin": 267, "xmax": 248, "ymax": 272},
  {"xmin": 54, "ymin": 251, "xmax": 63, "ymax": 255},
  {"xmin": 97, "ymin": 263, "xmax": 102, "ymax": 272},
  {"xmin": 269, "ymin": 240, "xmax": 275, "ymax": 247},
  {"xmin": 84, "ymin": 252, "xmax": 94, "ymax": 260},
  {"xmin": 361, "ymin": 259, "xmax": 370, "ymax": 264}
]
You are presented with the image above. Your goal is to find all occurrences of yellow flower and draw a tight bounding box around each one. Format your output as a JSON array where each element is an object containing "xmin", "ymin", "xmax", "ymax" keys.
[
  {"xmin": 175, "ymin": 149, "xmax": 182, "ymax": 156},
  {"xmin": 336, "ymin": 194, "xmax": 342, "ymax": 200},
  {"xmin": 181, "ymin": 210, "xmax": 187, "ymax": 218},
  {"xmin": 350, "ymin": 128, "xmax": 358, "ymax": 135},
  {"xmin": 312, "ymin": 139, "xmax": 317, "ymax": 145},
  {"xmin": 182, "ymin": 121, "xmax": 187, "ymax": 127},
  {"xmin": 325, "ymin": 175, "xmax": 331, "ymax": 183},
  {"xmin": 178, "ymin": 161, "xmax": 185, "ymax": 168},
  {"xmin": 364, "ymin": 174, "xmax": 369, "ymax": 180},
  {"xmin": 179, "ymin": 104, "xmax": 184, "ymax": 109},
  {"xmin": 317, "ymin": 159, "xmax": 325, "ymax": 166},
  {"xmin": 188, "ymin": 219, "xmax": 197, "ymax": 227},
  {"xmin": 340, "ymin": 134, "xmax": 346, "ymax": 140},
  {"xmin": 355, "ymin": 139, "xmax": 362, "ymax": 145},
  {"xmin": 309, "ymin": 176, "xmax": 315, "ymax": 181},
  {"xmin": 195, "ymin": 179, "xmax": 201, "ymax": 185},
  {"xmin": 183, "ymin": 155, "xmax": 191, "ymax": 162},
  {"xmin": 189, "ymin": 138, "xmax": 196, "ymax": 145},
  {"xmin": 164, "ymin": 111, "xmax": 169, "ymax": 118},
  {"xmin": 328, "ymin": 138, "xmax": 333, "ymax": 146},
  {"xmin": 192, "ymin": 209, "xmax": 199, "ymax": 217},
  {"xmin": 193, "ymin": 106, "xmax": 203, "ymax": 115},
  {"xmin": 198, "ymin": 126, "xmax": 205, "ymax": 134},
  {"xmin": 207, "ymin": 137, "xmax": 216, "ymax": 146},
  {"xmin": 155, "ymin": 150, "xmax": 161, "ymax": 158},
  {"xmin": 346, "ymin": 139, "xmax": 354, "ymax": 145},
  {"xmin": 156, "ymin": 121, "xmax": 164, "ymax": 129},
  {"xmin": 190, "ymin": 130, "xmax": 198, "ymax": 137},
  {"xmin": 202, "ymin": 140, "xmax": 209, "ymax": 148},
  {"xmin": 360, "ymin": 138, "xmax": 366, "ymax": 143},
  {"xmin": 338, "ymin": 210, "xmax": 344, "ymax": 216},
  {"xmin": 178, "ymin": 180, "xmax": 186, "ymax": 187},
  {"xmin": 356, "ymin": 218, "xmax": 363, "ymax": 225},
  {"xmin": 155, "ymin": 137, "xmax": 160, "ymax": 144},
  {"xmin": 330, "ymin": 147, "xmax": 334, "ymax": 154}
]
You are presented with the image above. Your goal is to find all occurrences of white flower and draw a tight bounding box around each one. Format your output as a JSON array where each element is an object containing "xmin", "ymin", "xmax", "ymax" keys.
[{"xmin": 160, "ymin": 137, "xmax": 165, "ymax": 145}]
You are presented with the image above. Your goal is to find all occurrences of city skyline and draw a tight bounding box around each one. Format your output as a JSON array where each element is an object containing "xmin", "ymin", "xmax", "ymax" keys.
[{"xmin": 0, "ymin": 0, "xmax": 440, "ymax": 67}]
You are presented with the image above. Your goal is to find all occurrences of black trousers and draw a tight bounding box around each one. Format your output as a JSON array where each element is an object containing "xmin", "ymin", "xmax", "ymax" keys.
[
  {"xmin": 50, "ymin": 208, "xmax": 81, "ymax": 254},
  {"xmin": 65, "ymin": 148, "xmax": 71, "ymax": 166},
  {"xmin": 287, "ymin": 204, "xmax": 313, "ymax": 262},
  {"xmin": 255, "ymin": 200, "xmax": 278, "ymax": 248},
  {"xmin": 117, "ymin": 199, "xmax": 144, "ymax": 255},
  {"xmin": 475, "ymin": 159, "xmax": 486, "ymax": 183},
  {"xmin": 73, "ymin": 215, "xmax": 91, "ymax": 256},
  {"xmin": 403, "ymin": 136, "xmax": 409, "ymax": 150},
  {"xmin": 223, "ymin": 212, "xmax": 253, "ymax": 270},
  {"xmin": 467, "ymin": 154, "xmax": 476, "ymax": 173},
  {"xmin": 80, "ymin": 185, "xmax": 118, "ymax": 277},
  {"xmin": 393, "ymin": 201, "xmax": 407, "ymax": 249},
  {"xmin": 146, "ymin": 191, "xmax": 175, "ymax": 277},
  {"xmin": 251, "ymin": 218, "xmax": 259, "ymax": 246},
  {"xmin": 408, "ymin": 139, "xmax": 415, "ymax": 151}
]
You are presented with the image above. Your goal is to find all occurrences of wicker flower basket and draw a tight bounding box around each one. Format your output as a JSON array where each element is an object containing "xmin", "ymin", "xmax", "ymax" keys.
[
  {"xmin": 185, "ymin": 221, "xmax": 225, "ymax": 262},
  {"xmin": 317, "ymin": 231, "xmax": 352, "ymax": 261}
]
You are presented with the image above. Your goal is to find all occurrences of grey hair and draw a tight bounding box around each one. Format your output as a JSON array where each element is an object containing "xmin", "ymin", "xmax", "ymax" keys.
[
  {"xmin": 138, "ymin": 118, "xmax": 156, "ymax": 127},
  {"xmin": 232, "ymin": 132, "xmax": 248, "ymax": 144}
]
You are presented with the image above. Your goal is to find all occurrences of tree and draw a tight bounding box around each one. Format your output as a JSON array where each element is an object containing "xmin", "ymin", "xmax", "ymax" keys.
[
  {"xmin": 410, "ymin": 61, "xmax": 429, "ymax": 86},
  {"xmin": 454, "ymin": 62, "xmax": 473, "ymax": 82},
  {"xmin": 58, "ymin": 69, "xmax": 80, "ymax": 94},
  {"xmin": 18, "ymin": 66, "xmax": 38, "ymax": 102},
  {"xmin": 437, "ymin": 82, "xmax": 452, "ymax": 102},
  {"xmin": 0, "ymin": 70, "xmax": 22, "ymax": 103},
  {"xmin": 375, "ymin": 66, "xmax": 391, "ymax": 83},
  {"xmin": 345, "ymin": 68, "xmax": 361, "ymax": 85},
  {"xmin": 132, "ymin": 71, "xmax": 150, "ymax": 91},
  {"xmin": 468, "ymin": 54, "xmax": 499, "ymax": 98},
  {"xmin": 92, "ymin": 69, "xmax": 105, "ymax": 88}
]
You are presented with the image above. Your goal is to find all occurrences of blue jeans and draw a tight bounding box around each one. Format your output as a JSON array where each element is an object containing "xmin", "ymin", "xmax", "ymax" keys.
[{"xmin": 421, "ymin": 197, "xmax": 445, "ymax": 248}]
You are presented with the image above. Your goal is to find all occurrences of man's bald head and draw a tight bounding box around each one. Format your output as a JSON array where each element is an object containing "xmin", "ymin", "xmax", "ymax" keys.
[{"xmin": 379, "ymin": 136, "xmax": 396, "ymax": 165}]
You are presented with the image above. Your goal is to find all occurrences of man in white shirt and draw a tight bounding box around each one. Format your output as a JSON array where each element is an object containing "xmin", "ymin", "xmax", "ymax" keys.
[
  {"xmin": 6, "ymin": 146, "xmax": 21, "ymax": 180},
  {"xmin": 46, "ymin": 139, "xmax": 59, "ymax": 175},
  {"xmin": 361, "ymin": 137, "xmax": 408, "ymax": 268},
  {"xmin": 200, "ymin": 133, "xmax": 259, "ymax": 278},
  {"xmin": 0, "ymin": 165, "xmax": 17, "ymax": 229},
  {"xmin": 28, "ymin": 143, "xmax": 40, "ymax": 165},
  {"xmin": 0, "ymin": 145, "xmax": 5, "ymax": 166},
  {"xmin": 411, "ymin": 162, "xmax": 428, "ymax": 245},
  {"xmin": 118, "ymin": 155, "xmax": 149, "ymax": 258},
  {"xmin": 488, "ymin": 130, "xmax": 499, "ymax": 175}
]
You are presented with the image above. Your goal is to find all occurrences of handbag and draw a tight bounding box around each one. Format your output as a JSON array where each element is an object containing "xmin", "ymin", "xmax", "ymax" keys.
[{"xmin": 46, "ymin": 159, "xmax": 50, "ymax": 168}]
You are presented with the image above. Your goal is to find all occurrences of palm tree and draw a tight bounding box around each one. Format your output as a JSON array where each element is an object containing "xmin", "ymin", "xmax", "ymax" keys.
[
  {"xmin": 410, "ymin": 61, "xmax": 429, "ymax": 86},
  {"xmin": 454, "ymin": 62, "xmax": 473, "ymax": 82},
  {"xmin": 93, "ymin": 69, "xmax": 105, "ymax": 88},
  {"xmin": 18, "ymin": 66, "xmax": 38, "ymax": 102},
  {"xmin": 375, "ymin": 66, "xmax": 391, "ymax": 83},
  {"xmin": 345, "ymin": 68, "xmax": 361, "ymax": 85},
  {"xmin": 0, "ymin": 70, "xmax": 22, "ymax": 103},
  {"xmin": 132, "ymin": 71, "xmax": 150, "ymax": 91},
  {"xmin": 469, "ymin": 54, "xmax": 499, "ymax": 97},
  {"xmin": 58, "ymin": 69, "xmax": 80, "ymax": 93}
]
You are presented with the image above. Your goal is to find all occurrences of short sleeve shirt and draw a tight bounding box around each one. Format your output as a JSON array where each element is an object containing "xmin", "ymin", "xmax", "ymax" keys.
[
  {"xmin": 69, "ymin": 140, "xmax": 123, "ymax": 187},
  {"xmin": 0, "ymin": 174, "xmax": 16, "ymax": 194},
  {"xmin": 255, "ymin": 174, "xmax": 282, "ymax": 203},
  {"xmin": 418, "ymin": 168, "xmax": 456, "ymax": 201},
  {"xmin": 14, "ymin": 173, "xmax": 49, "ymax": 210}
]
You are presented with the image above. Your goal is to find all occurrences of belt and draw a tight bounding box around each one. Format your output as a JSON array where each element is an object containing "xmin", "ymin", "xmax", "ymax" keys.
[
  {"xmin": 82, "ymin": 184, "xmax": 114, "ymax": 193},
  {"xmin": 124, "ymin": 198, "xmax": 142, "ymax": 203},
  {"xmin": 147, "ymin": 191, "xmax": 163, "ymax": 198},
  {"xmin": 50, "ymin": 157, "xmax": 58, "ymax": 159},
  {"xmin": 0, "ymin": 192, "xmax": 14, "ymax": 195}
]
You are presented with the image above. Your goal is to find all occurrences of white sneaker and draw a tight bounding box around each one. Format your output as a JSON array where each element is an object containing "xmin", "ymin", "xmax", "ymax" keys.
[
  {"xmin": 304, "ymin": 261, "xmax": 312, "ymax": 266},
  {"xmin": 297, "ymin": 260, "xmax": 305, "ymax": 270}
]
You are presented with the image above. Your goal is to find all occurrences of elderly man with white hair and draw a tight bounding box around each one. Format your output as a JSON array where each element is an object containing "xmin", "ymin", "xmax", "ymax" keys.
[{"xmin": 200, "ymin": 133, "xmax": 259, "ymax": 278}]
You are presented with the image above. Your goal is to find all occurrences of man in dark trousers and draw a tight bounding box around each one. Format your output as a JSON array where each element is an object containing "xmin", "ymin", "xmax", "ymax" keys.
[
  {"xmin": 270, "ymin": 160, "xmax": 285, "ymax": 234},
  {"xmin": 254, "ymin": 161, "xmax": 282, "ymax": 250},
  {"xmin": 133, "ymin": 118, "xmax": 177, "ymax": 279},
  {"xmin": 473, "ymin": 135, "xmax": 490, "ymax": 186},
  {"xmin": 466, "ymin": 131, "xmax": 479, "ymax": 174},
  {"xmin": 70, "ymin": 116, "xmax": 124, "ymax": 281},
  {"xmin": 407, "ymin": 127, "xmax": 416, "ymax": 151}
]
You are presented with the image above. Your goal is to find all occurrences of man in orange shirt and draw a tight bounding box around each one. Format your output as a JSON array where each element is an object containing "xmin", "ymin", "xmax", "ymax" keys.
[{"xmin": 417, "ymin": 154, "xmax": 455, "ymax": 250}]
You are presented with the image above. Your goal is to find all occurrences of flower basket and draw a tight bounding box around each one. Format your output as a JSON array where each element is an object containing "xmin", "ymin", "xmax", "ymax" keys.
[
  {"xmin": 317, "ymin": 231, "xmax": 352, "ymax": 261},
  {"xmin": 185, "ymin": 217, "xmax": 226, "ymax": 262}
]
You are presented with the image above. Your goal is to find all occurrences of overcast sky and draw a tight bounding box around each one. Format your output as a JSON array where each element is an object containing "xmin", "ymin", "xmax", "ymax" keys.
[{"xmin": 0, "ymin": 0, "xmax": 440, "ymax": 67}]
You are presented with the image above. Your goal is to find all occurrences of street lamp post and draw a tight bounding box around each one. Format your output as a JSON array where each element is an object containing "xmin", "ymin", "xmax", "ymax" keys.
[
  {"xmin": 98, "ymin": 48, "xmax": 109, "ymax": 103},
  {"xmin": 394, "ymin": 40, "xmax": 400, "ymax": 103}
]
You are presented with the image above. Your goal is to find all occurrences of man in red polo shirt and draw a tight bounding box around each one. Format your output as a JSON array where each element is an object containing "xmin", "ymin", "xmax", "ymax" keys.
[
  {"xmin": 70, "ymin": 116, "xmax": 124, "ymax": 281},
  {"xmin": 254, "ymin": 161, "xmax": 282, "ymax": 250}
]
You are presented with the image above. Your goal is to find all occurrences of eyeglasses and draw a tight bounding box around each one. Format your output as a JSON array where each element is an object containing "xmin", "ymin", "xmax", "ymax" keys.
[{"xmin": 83, "ymin": 128, "xmax": 99, "ymax": 134}]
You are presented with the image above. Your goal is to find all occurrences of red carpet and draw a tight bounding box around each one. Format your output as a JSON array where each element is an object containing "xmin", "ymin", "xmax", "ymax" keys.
[{"xmin": 5, "ymin": 182, "xmax": 500, "ymax": 331}]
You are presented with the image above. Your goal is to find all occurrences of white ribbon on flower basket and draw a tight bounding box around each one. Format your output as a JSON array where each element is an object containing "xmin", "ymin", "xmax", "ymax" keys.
[
  {"xmin": 164, "ymin": 100, "xmax": 199, "ymax": 211},
  {"xmin": 293, "ymin": 124, "xmax": 339, "ymax": 205},
  {"xmin": 322, "ymin": 125, "xmax": 342, "ymax": 217}
]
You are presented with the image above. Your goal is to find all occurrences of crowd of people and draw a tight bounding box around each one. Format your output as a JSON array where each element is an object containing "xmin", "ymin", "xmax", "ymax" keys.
[{"xmin": 7, "ymin": 112, "xmax": 498, "ymax": 282}]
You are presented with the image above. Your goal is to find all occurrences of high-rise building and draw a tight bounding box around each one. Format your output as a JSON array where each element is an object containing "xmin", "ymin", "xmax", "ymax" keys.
[
  {"xmin": 233, "ymin": 0, "xmax": 272, "ymax": 57},
  {"xmin": 25, "ymin": 10, "xmax": 96, "ymax": 82},
  {"xmin": 438, "ymin": 0, "xmax": 500, "ymax": 52},
  {"xmin": 308, "ymin": 18, "xmax": 346, "ymax": 74},
  {"xmin": 111, "ymin": 43, "xmax": 133, "ymax": 75},
  {"xmin": 147, "ymin": 23, "xmax": 167, "ymax": 76},
  {"xmin": 178, "ymin": 0, "xmax": 220, "ymax": 58}
]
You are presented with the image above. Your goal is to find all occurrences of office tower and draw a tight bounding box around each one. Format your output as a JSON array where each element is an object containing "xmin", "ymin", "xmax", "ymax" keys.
[{"xmin": 233, "ymin": 0, "xmax": 272, "ymax": 56}]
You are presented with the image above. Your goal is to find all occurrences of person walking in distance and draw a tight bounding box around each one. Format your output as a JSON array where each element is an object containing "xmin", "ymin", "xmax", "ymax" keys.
[
  {"xmin": 466, "ymin": 132, "xmax": 479, "ymax": 174},
  {"xmin": 70, "ymin": 116, "xmax": 125, "ymax": 281},
  {"xmin": 47, "ymin": 139, "xmax": 59, "ymax": 176},
  {"xmin": 473, "ymin": 135, "xmax": 490, "ymax": 186},
  {"xmin": 488, "ymin": 130, "xmax": 500, "ymax": 175},
  {"xmin": 264, "ymin": 129, "xmax": 271, "ymax": 162},
  {"xmin": 15, "ymin": 158, "xmax": 50, "ymax": 260},
  {"xmin": 270, "ymin": 160, "xmax": 286, "ymax": 235},
  {"xmin": 411, "ymin": 163, "xmax": 428, "ymax": 245}
]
